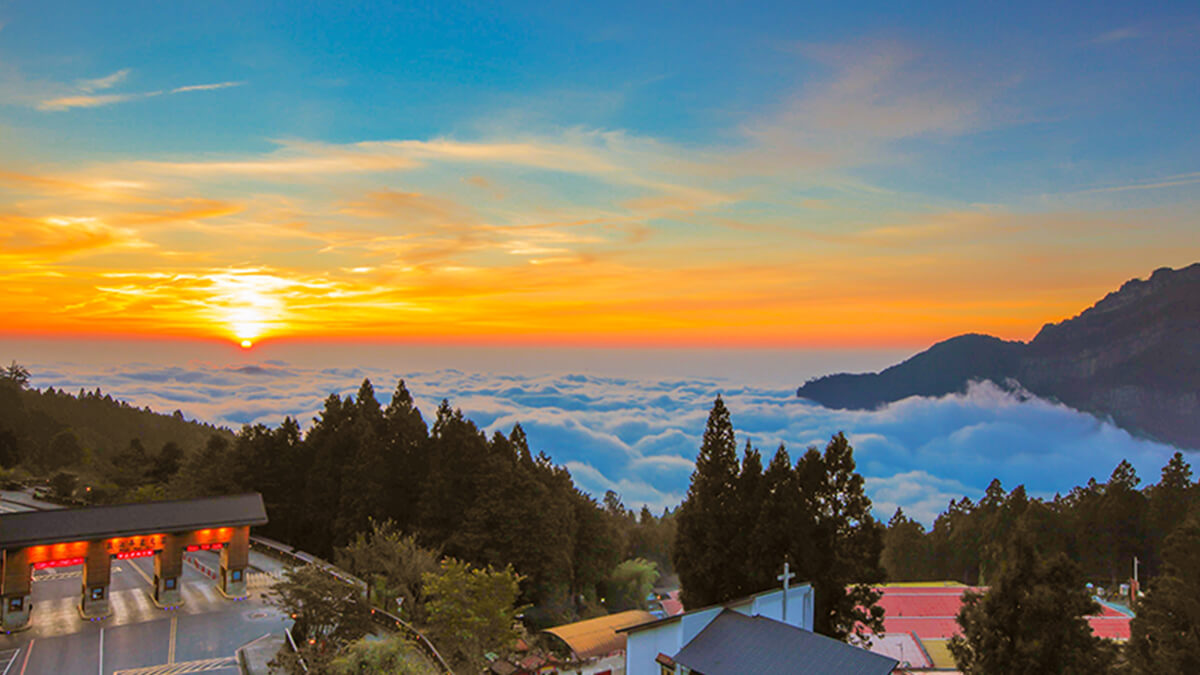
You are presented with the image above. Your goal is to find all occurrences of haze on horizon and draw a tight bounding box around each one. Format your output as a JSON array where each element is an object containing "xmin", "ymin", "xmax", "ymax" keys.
[{"xmin": 2, "ymin": 1, "xmax": 1198, "ymax": 352}]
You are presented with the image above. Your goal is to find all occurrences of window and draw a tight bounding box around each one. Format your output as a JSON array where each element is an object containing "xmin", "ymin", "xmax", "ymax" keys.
[
  {"xmin": 165, "ymin": 577, "xmax": 177, "ymax": 590},
  {"xmin": 7, "ymin": 597, "xmax": 22, "ymax": 612},
  {"xmin": 660, "ymin": 666, "xmax": 674, "ymax": 675},
  {"xmin": 91, "ymin": 586, "xmax": 105, "ymax": 600},
  {"xmin": 231, "ymin": 569, "xmax": 243, "ymax": 582}
]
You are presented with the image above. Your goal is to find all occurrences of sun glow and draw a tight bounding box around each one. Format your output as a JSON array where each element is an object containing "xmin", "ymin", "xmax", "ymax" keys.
[{"xmin": 205, "ymin": 270, "xmax": 290, "ymax": 345}]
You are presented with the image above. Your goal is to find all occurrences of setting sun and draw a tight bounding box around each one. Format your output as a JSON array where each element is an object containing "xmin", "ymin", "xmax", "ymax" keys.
[{"xmin": 240, "ymin": 339, "xmax": 253, "ymax": 349}]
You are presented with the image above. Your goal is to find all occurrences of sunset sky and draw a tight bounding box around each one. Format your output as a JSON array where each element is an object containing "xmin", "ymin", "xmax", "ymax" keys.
[{"xmin": 4, "ymin": 1, "xmax": 1198, "ymax": 350}]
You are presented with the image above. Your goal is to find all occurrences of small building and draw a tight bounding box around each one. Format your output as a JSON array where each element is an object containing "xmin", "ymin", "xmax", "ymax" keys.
[
  {"xmin": 542, "ymin": 609, "xmax": 657, "ymax": 675},
  {"xmin": 622, "ymin": 583, "xmax": 820, "ymax": 675},
  {"xmin": 670, "ymin": 609, "xmax": 898, "ymax": 675}
]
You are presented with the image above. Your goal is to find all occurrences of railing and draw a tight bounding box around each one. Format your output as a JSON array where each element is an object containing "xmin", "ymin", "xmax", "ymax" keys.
[
  {"xmin": 368, "ymin": 606, "xmax": 455, "ymax": 675},
  {"xmin": 252, "ymin": 535, "xmax": 453, "ymax": 674},
  {"xmin": 283, "ymin": 626, "xmax": 309, "ymax": 673},
  {"xmin": 249, "ymin": 536, "xmax": 368, "ymax": 594}
]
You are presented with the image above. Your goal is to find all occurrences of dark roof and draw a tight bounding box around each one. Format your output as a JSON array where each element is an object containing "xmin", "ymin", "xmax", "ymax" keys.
[
  {"xmin": 672, "ymin": 610, "xmax": 898, "ymax": 675},
  {"xmin": 0, "ymin": 493, "xmax": 268, "ymax": 549}
]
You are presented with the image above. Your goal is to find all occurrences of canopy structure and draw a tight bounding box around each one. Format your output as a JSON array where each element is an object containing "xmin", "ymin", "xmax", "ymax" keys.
[
  {"xmin": 0, "ymin": 493, "xmax": 267, "ymax": 549},
  {"xmin": 543, "ymin": 609, "xmax": 656, "ymax": 661}
]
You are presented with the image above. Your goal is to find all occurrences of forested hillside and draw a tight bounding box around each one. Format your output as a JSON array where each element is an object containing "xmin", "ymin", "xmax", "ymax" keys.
[
  {"xmin": 0, "ymin": 361, "xmax": 228, "ymax": 483},
  {"xmin": 1, "ymin": 365, "xmax": 674, "ymax": 628},
  {"xmin": 882, "ymin": 454, "xmax": 1199, "ymax": 586}
]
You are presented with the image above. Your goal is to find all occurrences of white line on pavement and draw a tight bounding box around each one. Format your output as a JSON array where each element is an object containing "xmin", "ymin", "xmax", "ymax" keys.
[{"xmin": 98, "ymin": 628, "xmax": 104, "ymax": 675}]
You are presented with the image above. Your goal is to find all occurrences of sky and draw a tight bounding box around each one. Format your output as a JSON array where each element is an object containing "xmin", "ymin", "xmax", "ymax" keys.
[
  {"xmin": 2, "ymin": 2, "xmax": 1198, "ymax": 522},
  {"xmin": 1, "ymin": 1, "xmax": 1198, "ymax": 348}
]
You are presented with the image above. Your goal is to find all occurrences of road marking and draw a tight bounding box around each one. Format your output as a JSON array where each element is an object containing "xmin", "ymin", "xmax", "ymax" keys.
[
  {"xmin": 16, "ymin": 640, "xmax": 32, "ymax": 675},
  {"xmin": 98, "ymin": 628, "xmax": 104, "ymax": 675},
  {"xmin": 112, "ymin": 656, "xmax": 237, "ymax": 674},
  {"xmin": 167, "ymin": 615, "xmax": 177, "ymax": 665},
  {"xmin": 127, "ymin": 559, "xmax": 156, "ymax": 588},
  {"xmin": 0, "ymin": 648, "xmax": 20, "ymax": 675}
]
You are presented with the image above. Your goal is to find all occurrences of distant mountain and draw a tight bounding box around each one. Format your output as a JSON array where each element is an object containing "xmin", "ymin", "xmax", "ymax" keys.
[{"xmin": 797, "ymin": 264, "xmax": 1200, "ymax": 449}]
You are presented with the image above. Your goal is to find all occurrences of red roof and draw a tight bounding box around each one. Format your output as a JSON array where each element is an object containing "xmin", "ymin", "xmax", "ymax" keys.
[{"xmin": 872, "ymin": 585, "xmax": 1131, "ymax": 641}]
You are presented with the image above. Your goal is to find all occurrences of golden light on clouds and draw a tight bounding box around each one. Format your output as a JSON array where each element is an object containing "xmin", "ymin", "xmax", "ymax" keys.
[{"xmin": 1, "ymin": 117, "xmax": 1196, "ymax": 348}]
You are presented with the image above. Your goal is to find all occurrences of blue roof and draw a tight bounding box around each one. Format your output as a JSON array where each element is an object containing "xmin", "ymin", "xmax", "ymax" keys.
[{"xmin": 672, "ymin": 609, "xmax": 897, "ymax": 675}]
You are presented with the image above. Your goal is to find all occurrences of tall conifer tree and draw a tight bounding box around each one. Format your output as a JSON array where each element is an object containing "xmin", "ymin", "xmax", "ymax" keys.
[{"xmin": 673, "ymin": 395, "xmax": 740, "ymax": 607}]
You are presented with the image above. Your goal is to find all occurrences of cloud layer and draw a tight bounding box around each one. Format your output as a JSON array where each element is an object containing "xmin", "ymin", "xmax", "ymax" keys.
[{"xmin": 27, "ymin": 359, "xmax": 1188, "ymax": 525}]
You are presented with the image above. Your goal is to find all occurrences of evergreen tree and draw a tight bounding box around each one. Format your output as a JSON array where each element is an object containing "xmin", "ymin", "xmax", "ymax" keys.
[
  {"xmin": 949, "ymin": 515, "xmax": 1118, "ymax": 674},
  {"xmin": 731, "ymin": 441, "xmax": 764, "ymax": 596},
  {"xmin": 1146, "ymin": 452, "xmax": 1194, "ymax": 575},
  {"xmin": 1127, "ymin": 515, "xmax": 1200, "ymax": 673},
  {"xmin": 750, "ymin": 444, "xmax": 800, "ymax": 592},
  {"xmin": 673, "ymin": 395, "xmax": 740, "ymax": 607},
  {"xmin": 383, "ymin": 380, "xmax": 429, "ymax": 532},
  {"xmin": 796, "ymin": 433, "xmax": 886, "ymax": 641},
  {"xmin": 882, "ymin": 508, "xmax": 931, "ymax": 582}
]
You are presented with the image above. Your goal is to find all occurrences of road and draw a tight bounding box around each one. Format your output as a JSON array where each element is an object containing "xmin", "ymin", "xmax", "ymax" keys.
[{"xmin": 0, "ymin": 553, "xmax": 290, "ymax": 674}]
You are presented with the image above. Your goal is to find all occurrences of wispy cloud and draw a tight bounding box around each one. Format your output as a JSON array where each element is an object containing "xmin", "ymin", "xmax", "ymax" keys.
[
  {"xmin": 1069, "ymin": 171, "xmax": 1200, "ymax": 195},
  {"xmin": 39, "ymin": 93, "xmax": 146, "ymax": 111},
  {"xmin": 170, "ymin": 81, "xmax": 244, "ymax": 94},
  {"xmin": 78, "ymin": 69, "xmax": 130, "ymax": 92},
  {"xmin": 1091, "ymin": 27, "xmax": 1143, "ymax": 45},
  {"xmin": 34, "ymin": 68, "xmax": 243, "ymax": 111}
]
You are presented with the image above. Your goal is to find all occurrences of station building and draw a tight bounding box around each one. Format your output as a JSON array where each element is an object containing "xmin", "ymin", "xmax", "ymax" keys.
[{"xmin": 0, "ymin": 493, "xmax": 268, "ymax": 631}]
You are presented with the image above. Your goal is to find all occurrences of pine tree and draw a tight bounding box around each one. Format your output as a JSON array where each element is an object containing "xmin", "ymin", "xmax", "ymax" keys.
[
  {"xmin": 796, "ymin": 433, "xmax": 886, "ymax": 641},
  {"xmin": 731, "ymin": 441, "xmax": 764, "ymax": 596},
  {"xmin": 1127, "ymin": 515, "xmax": 1200, "ymax": 673},
  {"xmin": 882, "ymin": 508, "xmax": 930, "ymax": 582},
  {"xmin": 673, "ymin": 395, "xmax": 740, "ymax": 607},
  {"xmin": 949, "ymin": 515, "xmax": 1118, "ymax": 674},
  {"xmin": 1146, "ymin": 452, "xmax": 1194, "ymax": 575}
]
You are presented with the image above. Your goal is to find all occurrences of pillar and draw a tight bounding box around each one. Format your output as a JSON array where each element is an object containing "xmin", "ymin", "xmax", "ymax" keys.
[
  {"xmin": 218, "ymin": 526, "xmax": 249, "ymax": 599},
  {"xmin": 153, "ymin": 534, "xmax": 184, "ymax": 608},
  {"xmin": 1, "ymin": 549, "xmax": 32, "ymax": 632},
  {"xmin": 79, "ymin": 541, "xmax": 111, "ymax": 619}
]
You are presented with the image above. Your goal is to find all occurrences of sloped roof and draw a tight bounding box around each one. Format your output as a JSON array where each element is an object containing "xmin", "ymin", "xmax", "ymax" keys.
[
  {"xmin": 0, "ymin": 493, "xmax": 268, "ymax": 549},
  {"xmin": 543, "ymin": 610, "xmax": 656, "ymax": 660},
  {"xmin": 873, "ymin": 584, "xmax": 1131, "ymax": 641},
  {"xmin": 673, "ymin": 610, "xmax": 897, "ymax": 675}
]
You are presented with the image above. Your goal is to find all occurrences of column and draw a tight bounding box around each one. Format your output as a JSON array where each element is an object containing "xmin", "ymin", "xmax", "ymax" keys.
[
  {"xmin": 153, "ymin": 534, "xmax": 184, "ymax": 608},
  {"xmin": 79, "ymin": 541, "xmax": 111, "ymax": 619},
  {"xmin": 1, "ymin": 549, "xmax": 32, "ymax": 632},
  {"xmin": 218, "ymin": 526, "xmax": 249, "ymax": 599}
]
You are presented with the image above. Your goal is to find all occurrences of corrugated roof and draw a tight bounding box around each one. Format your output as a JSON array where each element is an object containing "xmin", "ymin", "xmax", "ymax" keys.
[
  {"xmin": 543, "ymin": 610, "xmax": 656, "ymax": 660},
  {"xmin": 673, "ymin": 609, "xmax": 898, "ymax": 675},
  {"xmin": 0, "ymin": 493, "xmax": 268, "ymax": 549}
]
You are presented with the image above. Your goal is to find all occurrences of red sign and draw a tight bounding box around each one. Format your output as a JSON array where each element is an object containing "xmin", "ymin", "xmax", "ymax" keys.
[
  {"xmin": 185, "ymin": 543, "xmax": 225, "ymax": 552},
  {"xmin": 116, "ymin": 550, "xmax": 154, "ymax": 560},
  {"xmin": 34, "ymin": 557, "xmax": 85, "ymax": 570}
]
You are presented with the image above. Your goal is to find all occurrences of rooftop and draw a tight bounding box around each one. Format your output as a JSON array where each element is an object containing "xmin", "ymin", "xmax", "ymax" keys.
[
  {"xmin": 0, "ymin": 493, "xmax": 268, "ymax": 549},
  {"xmin": 673, "ymin": 609, "xmax": 898, "ymax": 675}
]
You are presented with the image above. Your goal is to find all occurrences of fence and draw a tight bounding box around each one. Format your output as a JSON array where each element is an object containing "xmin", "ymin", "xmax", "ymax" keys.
[{"xmin": 258, "ymin": 536, "xmax": 454, "ymax": 674}]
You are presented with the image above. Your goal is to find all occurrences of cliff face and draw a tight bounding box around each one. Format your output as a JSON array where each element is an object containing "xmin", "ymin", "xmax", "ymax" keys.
[
  {"xmin": 1019, "ymin": 264, "xmax": 1200, "ymax": 448},
  {"xmin": 796, "ymin": 263, "xmax": 1200, "ymax": 449}
]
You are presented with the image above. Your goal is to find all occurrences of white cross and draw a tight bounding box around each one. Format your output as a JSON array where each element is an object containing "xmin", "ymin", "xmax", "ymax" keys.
[{"xmin": 777, "ymin": 561, "xmax": 795, "ymax": 623}]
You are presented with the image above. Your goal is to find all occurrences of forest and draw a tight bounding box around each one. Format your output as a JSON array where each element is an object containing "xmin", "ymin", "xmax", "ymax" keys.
[{"xmin": 3, "ymin": 360, "xmax": 1199, "ymax": 671}]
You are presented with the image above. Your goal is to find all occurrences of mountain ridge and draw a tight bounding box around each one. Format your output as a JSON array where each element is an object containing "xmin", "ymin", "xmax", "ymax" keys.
[{"xmin": 797, "ymin": 263, "xmax": 1200, "ymax": 449}]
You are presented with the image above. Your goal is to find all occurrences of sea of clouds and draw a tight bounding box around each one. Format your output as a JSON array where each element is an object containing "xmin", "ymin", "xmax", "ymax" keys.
[{"xmin": 28, "ymin": 359, "xmax": 1188, "ymax": 526}]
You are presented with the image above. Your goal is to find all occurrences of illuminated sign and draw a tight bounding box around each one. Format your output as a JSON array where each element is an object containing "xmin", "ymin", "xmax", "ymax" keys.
[
  {"xmin": 105, "ymin": 534, "xmax": 166, "ymax": 555},
  {"xmin": 115, "ymin": 550, "xmax": 154, "ymax": 560},
  {"xmin": 33, "ymin": 557, "xmax": 85, "ymax": 570},
  {"xmin": 185, "ymin": 543, "xmax": 226, "ymax": 552}
]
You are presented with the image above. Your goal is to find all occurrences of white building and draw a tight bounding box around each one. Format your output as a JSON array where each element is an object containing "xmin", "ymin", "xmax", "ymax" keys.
[{"xmin": 622, "ymin": 583, "xmax": 815, "ymax": 675}]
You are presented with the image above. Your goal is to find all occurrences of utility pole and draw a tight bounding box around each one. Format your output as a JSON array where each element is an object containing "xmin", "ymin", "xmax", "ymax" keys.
[{"xmin": 777, "ymin": 561, "xmax": 795, "ymax": 623}]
